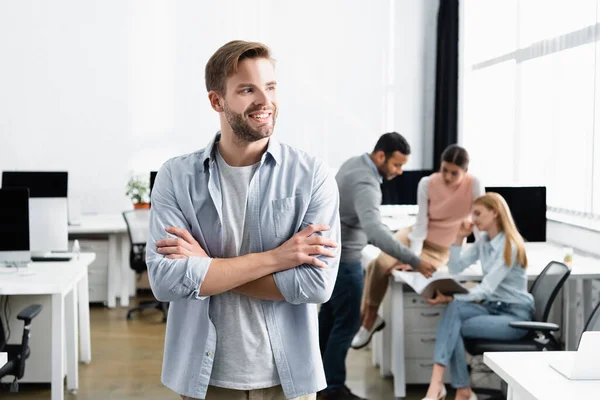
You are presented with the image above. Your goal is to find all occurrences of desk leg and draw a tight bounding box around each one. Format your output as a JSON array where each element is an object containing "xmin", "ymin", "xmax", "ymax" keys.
[
  {"xmin": 120, "ymin": 233, "xmax": 131, "ymax": 307},
  {"xmin": 583, "ymin": 279, "xmax": 593, "ymax": 326},
  {"xmin": 107, "ymin": 234, "xmax": 118, "ymax": 308},
  {"xmin": 391, "ymin": 280, "xmax": 406, "ymax": 399},
  {"xmin": 564, "ymin": 280, "xmax": 579, "ymax": 350},
  {"xmin": 380, "ymin": 281, "xmax": 392, "ymax": 376},
  {"xmin": 506, "ymin": 385, "xmax": 513, "ymax": 400},
  {"xmin": 65, "ymin": 288, "xmax": 78, "ymax": 393},
  {"xmin": 78, "ymin": 272, "xmax": 92, "ymax": 364},
  {"xmin": 51, "ymin": 293, "xmax": 65, "ymax": 400}
]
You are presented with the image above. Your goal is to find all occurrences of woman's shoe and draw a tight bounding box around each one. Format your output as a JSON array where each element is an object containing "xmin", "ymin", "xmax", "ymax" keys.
[{"xmin": 421, "ymin": 384, "xmax": 447, "ymax": 400}]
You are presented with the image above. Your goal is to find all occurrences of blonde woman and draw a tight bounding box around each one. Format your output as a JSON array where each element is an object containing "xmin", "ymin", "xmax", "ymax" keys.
[
  {"xmin": 422, "ymin": 193, "xmax": 534, "ymax": 400},
  {"xmin": 352, "ymin": 145, "xmax": 484, "ymax": 349}
]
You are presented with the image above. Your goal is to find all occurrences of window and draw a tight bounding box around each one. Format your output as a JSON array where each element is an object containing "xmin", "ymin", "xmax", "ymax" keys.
[{"xmin": 461, "ymin": 0, "xmax": 600, "ymax": 215}]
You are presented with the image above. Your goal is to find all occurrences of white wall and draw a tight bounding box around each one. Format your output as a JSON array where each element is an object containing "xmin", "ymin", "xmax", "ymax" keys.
[{"xmin": 0, "ymin": 0, "xmax": 439, "ymax": 214}]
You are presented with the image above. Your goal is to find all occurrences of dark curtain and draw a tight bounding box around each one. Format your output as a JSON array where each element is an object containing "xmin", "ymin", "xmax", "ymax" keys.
[{"xmin": 432, "ymin": 0, "xmax": 460, "ymax": 171}]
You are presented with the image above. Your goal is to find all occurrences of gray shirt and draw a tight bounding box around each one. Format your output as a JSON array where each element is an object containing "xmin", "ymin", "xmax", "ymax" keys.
[
  {"xmin": 208, "ymin": 149, "xmax": 280, "ymax": 389},
  {"xmin": 336, "ymin": 154, "xmax": 421, "ymax": 268}
]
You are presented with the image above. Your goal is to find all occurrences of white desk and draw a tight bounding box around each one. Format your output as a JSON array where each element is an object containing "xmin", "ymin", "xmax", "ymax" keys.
[
  {"xmin": 0, "ymin": 352, "xmax": 6, "ymax": 369},
  {"xmin": 365, "ymin": 242, "xmax": 600, "ymax": 399},
  {"xmin": 69, "ymin": 214, "xmax": 133, "ymax": 308},
  {"xmin": 0, "ymin": 253, "xmax": 95, "ymax": 400},
  {"xmin": 484, "ymin": 351, "xmax": 600, "ymax": 400}
]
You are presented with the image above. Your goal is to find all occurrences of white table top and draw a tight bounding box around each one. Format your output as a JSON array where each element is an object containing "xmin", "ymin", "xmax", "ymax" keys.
[
  {"xmin": 68, "ymin": 214, "xmax": 127, "ymax": 235},
  {"xmin": 373, "ymin": 241, "xmax": 600, "ymax": 283},
  {"xmin": 484, "ymin": 351, "xmax": 600, "ymax": 400},
  {"xmin": 0, "ymin": 253, "xmax": 96, "ymax": 295},
  {"xmin": 0, "ymin": 352, "xmax": 6, "ymax": 369}
]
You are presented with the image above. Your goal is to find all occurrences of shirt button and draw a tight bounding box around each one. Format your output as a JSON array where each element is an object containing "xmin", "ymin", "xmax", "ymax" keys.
[
  {"xmin": 206, "ymin": 351, "xmax": 212, "ymax": 357},
  {"xmin": 217, "ymin": 222, "xmax": 222, "ymax": 227}
]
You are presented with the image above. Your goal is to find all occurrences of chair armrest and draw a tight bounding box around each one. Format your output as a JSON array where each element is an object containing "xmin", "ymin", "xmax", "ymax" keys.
[
  {"xmin": 17, "ymin": 304, "xmax": 42, "ymax": 322},
  {"xmin": 509, "ymin": 321, "xmax": 559, "ymax": 331}
]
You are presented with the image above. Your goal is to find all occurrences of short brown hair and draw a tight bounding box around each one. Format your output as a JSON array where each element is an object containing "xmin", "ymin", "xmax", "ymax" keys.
[{"xmin": 205, "ymin": 40, "xmax": 274, "ymax": 94}]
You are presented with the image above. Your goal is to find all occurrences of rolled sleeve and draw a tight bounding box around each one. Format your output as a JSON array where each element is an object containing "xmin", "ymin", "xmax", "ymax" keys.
[
  {"xmin": 447, "ymin": 243, "xmax": 479, "ymax": 275},
  {"xmin": 273, "ymin": 161, "xmax": 341, "ymax": 304},
  {"xmin": 145, "ymin": 161, "xmax": 213, "ymax": 301}
]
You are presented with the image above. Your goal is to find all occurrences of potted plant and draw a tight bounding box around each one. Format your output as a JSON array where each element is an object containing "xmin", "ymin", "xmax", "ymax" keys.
[{"xmin": 126, "ymin": 174, "xmax": 150, "ymax": 209}]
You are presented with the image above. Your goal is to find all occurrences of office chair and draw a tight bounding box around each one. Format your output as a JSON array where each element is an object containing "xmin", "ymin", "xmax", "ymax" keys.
[
  {"xmin": 464, "ymin": 261, "xmax": 571, "ymax": 399},
  {"xmin": 122, "ymin": 210, "xmax": 168, "ymax": 323},
  {"xmin": 582, "ymin": 300, "xmax": 600, "ymax": 333},
  {"xmin": 0, "ymin": 304, "xmax": 42, "ymax": 392}
]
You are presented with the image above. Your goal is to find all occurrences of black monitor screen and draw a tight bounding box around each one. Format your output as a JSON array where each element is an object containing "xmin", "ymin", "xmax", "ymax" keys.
[
  {"xmin": 2, "ymin": 171, "xmax": 68, "ymax": 198},
  {"xmin": 149, "ymin": 171, "xmax": 158, "ymax": 205},
  {"xmin": 487, "ymin": 186, "xmax": 546, "ymax": 242},
  {"xmin": 0, "ymin": 188, "xmax": 30, "ymax": 251},
  {"xmin": 381, "ymin": 170, "xmax": 434, "ymax": 205},
  {"xmin": 467, "ymin": 186, "xmax": 546, "ymax": 242},
  {"xmin": 150, "ymin": 171, "xmax": 157, "ymax": 194}
]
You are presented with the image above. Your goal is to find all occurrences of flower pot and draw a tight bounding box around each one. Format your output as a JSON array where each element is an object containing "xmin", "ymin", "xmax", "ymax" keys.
[{"xmin": 133, "ymin": 202, "xmax": 150, "ymax": 210}]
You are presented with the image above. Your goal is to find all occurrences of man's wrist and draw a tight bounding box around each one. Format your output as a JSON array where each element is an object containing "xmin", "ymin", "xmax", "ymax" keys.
[{"xmin": 259, "ymin": 250, "xmax": 281, "ymax": 273}]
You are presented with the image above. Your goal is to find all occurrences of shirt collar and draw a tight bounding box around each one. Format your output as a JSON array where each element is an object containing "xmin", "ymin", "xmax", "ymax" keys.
[
  {"xmin": 362, "ymin": 153, "xmax": 383, "ymax": 184},
  {"xmin": 199, "ymin": 132, "xmax": 281, "ymax": 172},
  {"xmin": 487, "ymin": 232, "xmax": 506, "ymax": 252}
]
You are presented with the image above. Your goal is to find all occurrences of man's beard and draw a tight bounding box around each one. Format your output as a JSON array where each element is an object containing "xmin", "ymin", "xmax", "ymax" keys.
[{"xmin": 223, "ymin": 102, "xmax": 277, "ymax": 143}]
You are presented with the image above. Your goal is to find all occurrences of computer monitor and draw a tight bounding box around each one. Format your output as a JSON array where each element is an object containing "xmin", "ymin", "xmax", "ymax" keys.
[
  {"xmin": 468, "ymin": 186, "xmax": 546, "ymax": 243},
  {"xmin": 0, "ymin": 188, "xmax": 30, "ymax": 264},
  {"xmin": 381, "ymin": 170, "xmax": 434, "ymax": 205},
  {"xmin": 1, "ymin": 171, "xmax": 70, "ymax": 259},
  {"xmin": 487, "ymin": 186, "xmax": 546, "ymax": 242},
  {"xmin": 150, "ymin": 171, "xmax": 157, "ymax": 195}
]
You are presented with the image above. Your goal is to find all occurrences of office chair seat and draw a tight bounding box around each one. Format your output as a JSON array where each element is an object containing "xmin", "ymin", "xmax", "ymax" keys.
[
  {"xmin": 465, "ymin": 337, "xmax": 547, "ymax": 355},
  {"xmin": 0, "ymin": 344, "xmax": 30, "ymax": 375}
]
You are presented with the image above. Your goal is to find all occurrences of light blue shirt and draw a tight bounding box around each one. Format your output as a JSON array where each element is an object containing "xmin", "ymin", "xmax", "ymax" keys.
[
  {"xmin": 146, "ymin": 133, "xmax": 341, "ymax": 399},
  {"xmin": 448, "ymin": 232, "xmax": 534, "ymax": 309}
]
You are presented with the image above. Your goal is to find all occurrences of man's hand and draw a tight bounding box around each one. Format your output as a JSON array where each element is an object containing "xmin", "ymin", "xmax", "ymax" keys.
[
  {"xmin": 156, "ymin": 226, "xmax": 208, "ymax": 259},
  {"xmin": 268, "ymin": 224, "xmax": 338, "ymax": 270},
  {"xmin": 385, "ymin": 262, "xmax": 412, "ymax": 275},
  {"xmin": 414, "ymin": 259, "xmax": 436, "ymax": 278},
  {"xmin": 425, "ymin": 289, "xmax": 453, "ymax": 306}
]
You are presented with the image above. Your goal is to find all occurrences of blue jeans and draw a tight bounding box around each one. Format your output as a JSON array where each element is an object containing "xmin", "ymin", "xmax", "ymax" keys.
[
  {"xmin": 318, "ymin": 261, "xmax": 363, "ymax": 391},
  {"xmin": 433, "ymin": 300, "xmax": 533, "ymax": 388}
]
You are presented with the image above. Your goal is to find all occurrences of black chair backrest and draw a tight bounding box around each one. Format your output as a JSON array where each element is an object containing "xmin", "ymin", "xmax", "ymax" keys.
[
  {"xmin": 529, "ymin": 261, "xmax": 571, "ymax": 322},
  {"xmin": 583, "ymin": 301, "xmax": 600, "ymax": 332},
  {"xmin": 122, "ymin": 210, "xmax": 151, "ymax": 274},
  {"xmin": 0, "ymin": 314, "xmax": 5, "ymax": 351}
]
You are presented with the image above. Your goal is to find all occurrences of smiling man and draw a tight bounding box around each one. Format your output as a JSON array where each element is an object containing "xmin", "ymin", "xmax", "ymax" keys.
[{"xmin": 146, "ymin": 41, "xmax": 340, "ymax": 400}]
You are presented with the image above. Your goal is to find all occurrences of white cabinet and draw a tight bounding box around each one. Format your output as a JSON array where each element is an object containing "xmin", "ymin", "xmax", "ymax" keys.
[
  {"xmin": 69, "ymin": 239, "xmax": 108, "ymax": 304},
  {"xmin": 402, "ymin": 292, "xmax": 451, "ymax": 384}
]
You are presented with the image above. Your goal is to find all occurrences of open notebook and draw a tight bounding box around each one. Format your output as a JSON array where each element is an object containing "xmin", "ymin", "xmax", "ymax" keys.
[{"xmin": 395, "ymin": 270, "xmax": 469, "ymax": 299}]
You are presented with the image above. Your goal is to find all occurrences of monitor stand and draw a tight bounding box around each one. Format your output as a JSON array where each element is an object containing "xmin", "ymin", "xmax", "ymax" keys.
[{"xmin": 30, "ymin": 251, "xmax": 72, "ymax": 262}]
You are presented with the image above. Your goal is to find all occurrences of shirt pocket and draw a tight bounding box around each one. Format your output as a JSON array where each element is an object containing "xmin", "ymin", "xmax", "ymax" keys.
[{"xmin": 272, "ymin": 195, "xmax": 308, "ymax": 238}]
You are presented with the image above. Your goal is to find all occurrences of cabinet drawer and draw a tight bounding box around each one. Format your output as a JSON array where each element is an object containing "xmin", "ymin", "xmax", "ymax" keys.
[
  {"xmin": 88, "ymin": 283, "xmax": 108, "ymax": 303},
  {"xmin": 405, "ymin": 333, "xmax": 438, "ymax": 359},
  {"xmin": 70, "ymin": 239, "xmax": 109, "ymax": 267},
  {"xmin": 87, "ymin": 268, "xmax": 108, "ymax": 285},
  {"xmin": 405, "ymin": 358, "xmax": 451, "ymax": 384},
  {"xmin": 404, "ymin": 307, "xmax": 446, "ymax": 333}
]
